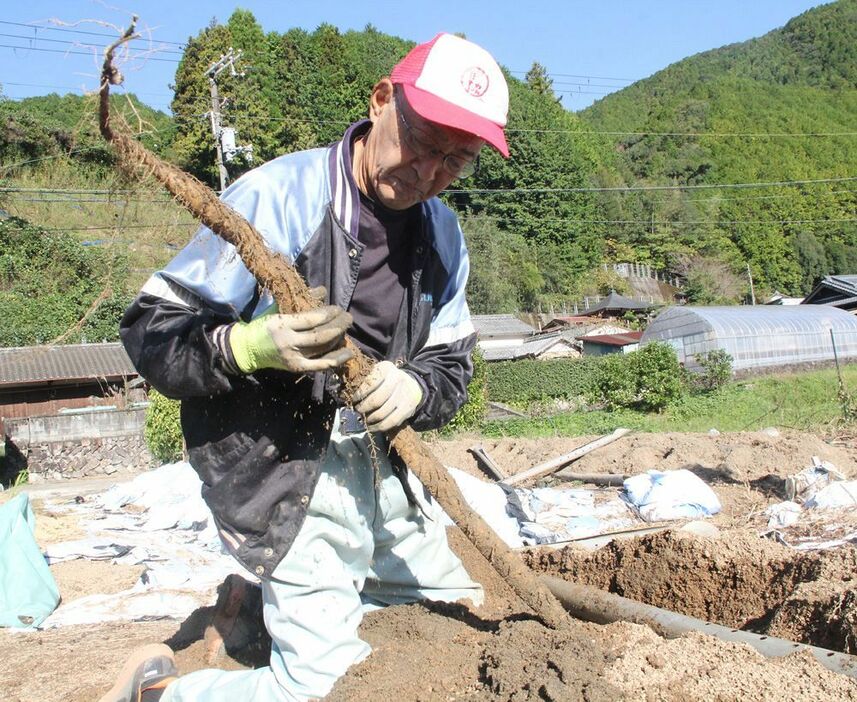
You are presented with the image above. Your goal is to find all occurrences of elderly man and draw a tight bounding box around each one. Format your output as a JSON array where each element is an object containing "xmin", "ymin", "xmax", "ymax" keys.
[{"xmin": 102, "ymin": 32, "xmax": 509, "ymax": 702}]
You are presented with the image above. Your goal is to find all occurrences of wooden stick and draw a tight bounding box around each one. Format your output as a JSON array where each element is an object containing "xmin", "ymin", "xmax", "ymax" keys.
[
  {"xmin": 502, "ymin": 428, "xmax": 632, "ymax": 486},
  {"xmin": 468, "ymin": 444, "xmax": 507, "ymax": 481},
  {"xmin": 98, "ymin": 20, "xmax": 569, "ymax": 630}
]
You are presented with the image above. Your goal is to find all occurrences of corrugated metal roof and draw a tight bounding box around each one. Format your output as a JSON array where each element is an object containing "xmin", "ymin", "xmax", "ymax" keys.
[
  {"xmin": 0, "ymin": 343, "xmax": 138, "ymax": 387},
  {"xmin": 471, "ymin": 314, "xmax": 537, "ymax": 338},
  {"xmin": 579, "ymin": 331, "xmax": 643, "ymax": 347},
  {"xmin": 482, "ymin": 333, "xmax": 575, "ymax": 361}
]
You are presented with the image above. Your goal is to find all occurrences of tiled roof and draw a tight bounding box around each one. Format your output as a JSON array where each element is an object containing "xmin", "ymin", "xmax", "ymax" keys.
[
  {"xmin": 0, "ymin": 343, "xmax": 138, "ymax": 387},
  {"xmin": 584, "ymin": 292, "xmax": 655, "ymax": 314},
  {"xmin": 471, "ymin": 314, "xmax": 537, "ymax": 338},
  {"xmin": 804, "ymin": 275, "xmax": 857, "ymax": 305},
  {"xmin": 579, "ymin": 331, "xmax": 643, "ymax": 347}
]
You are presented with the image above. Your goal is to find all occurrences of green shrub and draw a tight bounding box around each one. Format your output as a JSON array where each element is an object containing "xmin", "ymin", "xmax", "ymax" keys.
[
  {"xmin": 0, "ymin": 216, "xmax": 132, "ymax": 346},
  {"xmin": 445, "ymin": 347, "xmax": 488, "ymax": 432},
  {"xmin": 590, "ymin": 341, "xmax": 685, "ymax": 411},
  {"xmin": 486, "ymin": 357, "xmax": 600, "ymax": 405},
  {"xmin": 693, "ymin": 349, "xmax": 733, "ymax": 392},
  {"xmin": 590, "ymin": 353, "xmax": 638, "ymax": 410},
  {"xmin": 144, "ymin": 390, "xmax": 184, "ymax": 463}
]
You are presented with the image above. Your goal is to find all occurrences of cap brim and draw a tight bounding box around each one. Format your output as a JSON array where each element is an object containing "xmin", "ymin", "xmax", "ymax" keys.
[{"xmin": 399, "ymin": 83, "xmax": 509, "ymax": 158}]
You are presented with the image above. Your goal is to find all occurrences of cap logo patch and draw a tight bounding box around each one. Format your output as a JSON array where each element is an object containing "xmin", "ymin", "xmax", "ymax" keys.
[{"xmin": 460, "ymin": 67, "xmax": 489, "ymax": 97}]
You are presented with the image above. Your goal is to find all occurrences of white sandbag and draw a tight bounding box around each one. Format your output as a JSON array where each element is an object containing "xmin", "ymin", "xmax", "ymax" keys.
[{"xmin": 623, "ymin": 469, "xmax": 721, "ymax": 522}]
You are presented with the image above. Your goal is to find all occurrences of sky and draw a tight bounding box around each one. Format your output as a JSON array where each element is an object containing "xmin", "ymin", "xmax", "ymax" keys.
[{"xmin": 0, "ymin": 1, "xmax": 830, "ymax": 114}]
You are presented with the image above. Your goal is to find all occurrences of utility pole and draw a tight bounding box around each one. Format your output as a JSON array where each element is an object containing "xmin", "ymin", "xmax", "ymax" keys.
[
  {"xmin": 746, "ymin": 262, "xmax": 756, "ymax": 305},
  {"xmin": 206, "ymin": 48, "xmax": 243, "ymax": 192}
]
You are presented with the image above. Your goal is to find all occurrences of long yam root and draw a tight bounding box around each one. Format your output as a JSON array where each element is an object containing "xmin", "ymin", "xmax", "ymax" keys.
[{"xmin": 99, "ymin": 18, "xmax": 569, "ymax": 630}]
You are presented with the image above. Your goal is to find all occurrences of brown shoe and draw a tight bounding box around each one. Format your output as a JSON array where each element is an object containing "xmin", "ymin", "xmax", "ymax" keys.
[{"xmin": 98, "ymin": 643, "xmax": 178, "ymax": 702}]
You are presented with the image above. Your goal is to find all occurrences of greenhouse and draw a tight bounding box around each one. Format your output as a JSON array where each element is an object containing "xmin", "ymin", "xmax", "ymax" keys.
[{"xmin": 641, "ymin": 305, "xmax": 857, "ymax": 373}]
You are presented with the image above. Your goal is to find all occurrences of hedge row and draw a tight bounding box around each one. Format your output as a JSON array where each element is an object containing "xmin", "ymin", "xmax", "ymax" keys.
[{"xmin": 486, "ymin": 357, "xmax": 601, "ymax": 404}]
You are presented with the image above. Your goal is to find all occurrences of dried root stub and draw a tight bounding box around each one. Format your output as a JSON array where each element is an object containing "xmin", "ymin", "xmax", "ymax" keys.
[{"xmin": 97, "ymin": 18, "xmax": 569, "ymax": 630}]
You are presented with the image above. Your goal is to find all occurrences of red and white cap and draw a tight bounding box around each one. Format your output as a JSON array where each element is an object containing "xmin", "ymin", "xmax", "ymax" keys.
[{"xmin": 391, "ymin": 33, "xmax": 510, "ymax": 158}]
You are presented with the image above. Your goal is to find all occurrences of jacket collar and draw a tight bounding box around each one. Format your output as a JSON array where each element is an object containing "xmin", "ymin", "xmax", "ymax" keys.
[{"xmin": 328, "ymin": 119, "xmax": 371, "ymax": 238}]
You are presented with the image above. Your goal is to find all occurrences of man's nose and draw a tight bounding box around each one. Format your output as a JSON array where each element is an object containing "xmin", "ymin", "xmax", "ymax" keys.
[{"xmin": 412, "ymin": 152, "xmax": 444, "ymax": 182}]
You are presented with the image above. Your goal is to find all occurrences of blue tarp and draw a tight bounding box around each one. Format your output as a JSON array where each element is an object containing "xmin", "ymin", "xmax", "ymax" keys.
[{"xmin": 0, "ymin": 492, "xmax": 60, "ymax": 628}]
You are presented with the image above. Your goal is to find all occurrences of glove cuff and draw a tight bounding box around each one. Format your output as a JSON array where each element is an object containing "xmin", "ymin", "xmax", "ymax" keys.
[{"xmin": 229, "ymin": 318, "xmax": 274, "ymax": 373}]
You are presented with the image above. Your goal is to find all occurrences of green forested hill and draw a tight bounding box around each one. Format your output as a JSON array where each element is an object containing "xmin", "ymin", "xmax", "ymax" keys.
[
  {"xmin": 580, "ymin": 0, "xmax": 857, "ymax": 295},
  {"xmin": 1, "ymin": 3, "xmax": 856, "ymax": 330}
]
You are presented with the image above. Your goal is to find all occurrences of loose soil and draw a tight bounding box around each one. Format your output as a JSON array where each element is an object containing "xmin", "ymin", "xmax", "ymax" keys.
[{"xmin": 1, "ymin": 430, "xmax": 856, "ymax": 700}]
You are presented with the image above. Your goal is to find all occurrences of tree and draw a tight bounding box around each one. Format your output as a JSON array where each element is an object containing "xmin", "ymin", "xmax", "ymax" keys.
[
  {"xmin": 462, "ymin": 215, "xmax": 543, "ymax": 313},
  {"xmin": 793, "ymin": 230, "xmax": 829, "ymax": 293},
  {"xmin": 525, "ymin": 62, "xmax": 554, "ymax": 97},
  {"xmin": 672, "ymin": 253, "xmax": 744, "ymax": 304}
]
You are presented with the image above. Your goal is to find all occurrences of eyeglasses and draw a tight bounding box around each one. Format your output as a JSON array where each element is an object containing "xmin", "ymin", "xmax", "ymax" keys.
[{"xmin": 394, "ymin": 92, "xmax": 479, "ymax": 179}]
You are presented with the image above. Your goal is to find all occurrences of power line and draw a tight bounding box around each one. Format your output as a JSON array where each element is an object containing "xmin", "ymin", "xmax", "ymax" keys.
[
  {"xmin": 555, "ymin": 89, "xmax": 613, "ymax": 97},
  {"xmin": 4, "ymin": 176, "xmax": 857, "ymax": 199},
  {"xmin": 4, "ymin": 184, "xmax": 857, "ymax": 205},
  {"xmin": 447, "ymin": 176, "xmax": 857, "ymax": 194},
  {"xmin": 6, "ymin": 197, "xmax": 176, "ymax": 204},
  {"xmin": 0, "ymin": 31, "xmax": 184, "ymax": 55},
  {"xmin": 164, "ymin": 112, "xmax": 857, "ymax": 139},
  {"xmin": 509, "ymin": 69, "xmax": 634, "ymax": 83},
  {"xmin": 0, "ymin": 42, "xmax": 180, "ymax": 63},
  {"xmin": 0, "ymin": 80, "xmax": 174, "ymax": 98},
  {"xmin": 0, "ymin": 20, "xmax": 186, "ymax": 47},
  {"xmin": 671, "ymin": 187, "xmax": 857, "ymax": 204},
  {"xmin": 462, "ymin": 215, "xmax": 857, "ymax": 226},
  {"xmin": 32, "ymin": 223, "xmax": 197, "ymax": 232}
]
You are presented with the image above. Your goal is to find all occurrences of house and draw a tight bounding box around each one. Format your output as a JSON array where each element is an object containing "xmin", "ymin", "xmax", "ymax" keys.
[
  {"xmin": 471, "ymin": 314, "xmax": 538, "ymax": 359},
  {"xmin": 482, "ymin": 331, "xmax": 579, "ymax": 362},
  {"xmin": 541, "ymin": 315, "xmax": 601, "ymax": 332},
  {"xmin": 0, "ymin": 343, "xmax": 152, "ymax": 482},
  {"xmin": 802, "ymin": 275, "xmax": 857, "ymax": 312},
  {"xmin": 578, "ymin": 331, "xmax": 643, "ymax": 357},
  {"xmin": 0, "ymin": 342, "xmax": 141, "ymax": 422},
  {"xmin": 765, "ymin": 291, "xmax": 804, "ymax": 306},
  {"xmin": 582, "ymin": 291, "xmax": 657, "ymax": 318}
]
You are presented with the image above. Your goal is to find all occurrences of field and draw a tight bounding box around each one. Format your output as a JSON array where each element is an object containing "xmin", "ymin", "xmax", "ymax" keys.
[{"xmin": 2, "ymin": 428, "xmax": 856, "ymax": 701}]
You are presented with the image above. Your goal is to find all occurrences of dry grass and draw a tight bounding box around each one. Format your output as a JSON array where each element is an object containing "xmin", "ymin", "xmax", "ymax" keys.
[{"xmin": 2, "ymin": 156, "xmax": 198, "ymax": 290}]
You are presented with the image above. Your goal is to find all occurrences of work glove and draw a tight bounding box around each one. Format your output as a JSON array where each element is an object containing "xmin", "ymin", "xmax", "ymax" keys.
[
  {"xmin": 352, "ymin": 360, "xmax": 424, "ymax": 433},
  {"xmin": 229, "ymin": 300, "xmax": 353, "ymax": 374}
]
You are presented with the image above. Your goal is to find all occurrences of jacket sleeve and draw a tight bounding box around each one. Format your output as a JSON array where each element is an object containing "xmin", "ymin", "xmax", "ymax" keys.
[
  {"xmin": 119, "ymin": 283, "xmax": 244, "ymax": 400},
  {"xmin": 404, "ymin": 202, "xmax": 478, "ymax": 431},
  {"xmin": 118, "ymin": 159, "xmax": 313, "ymax": 400},
  {"xmin": 405, "ymin": 333, "xmax": 476, "ymax": 432}
]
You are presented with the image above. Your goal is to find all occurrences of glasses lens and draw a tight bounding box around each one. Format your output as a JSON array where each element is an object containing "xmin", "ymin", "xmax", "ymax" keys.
[{"xmin": 447, "ymin": 155, "xmax": 477, "ymax": 179}]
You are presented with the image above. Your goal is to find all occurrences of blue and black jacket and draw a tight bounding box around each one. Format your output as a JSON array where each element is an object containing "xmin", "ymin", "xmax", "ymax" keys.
[{"xmin": 119, "ymin": 121, "xmax": 477, "ymax": 577}]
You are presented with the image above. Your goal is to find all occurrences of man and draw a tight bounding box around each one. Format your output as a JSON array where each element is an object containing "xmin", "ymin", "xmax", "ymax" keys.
[{"xmin": 103, "ymin": 32, "xmax": 509, "ymax": 702}]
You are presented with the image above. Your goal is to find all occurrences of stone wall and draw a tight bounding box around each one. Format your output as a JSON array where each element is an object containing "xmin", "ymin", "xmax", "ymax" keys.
[
  {"xmin": 3, "ymin": 408, "xmax": 155, "ymax": 481},
  {"xmin": 22, "ymin": 435, "xmax": 155, "ymax": 482}
]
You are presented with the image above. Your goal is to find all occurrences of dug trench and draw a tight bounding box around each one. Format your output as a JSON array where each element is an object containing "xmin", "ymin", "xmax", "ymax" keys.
[{"xmin": 524, "ymin": 529, "xmax": 857, "ymax": 655}]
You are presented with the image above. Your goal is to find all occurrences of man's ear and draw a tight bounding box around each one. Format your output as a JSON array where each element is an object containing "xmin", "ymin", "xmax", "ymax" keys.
[{"xmin": 369, "ymin": 78, "xmax": 395, "ymax": 123}]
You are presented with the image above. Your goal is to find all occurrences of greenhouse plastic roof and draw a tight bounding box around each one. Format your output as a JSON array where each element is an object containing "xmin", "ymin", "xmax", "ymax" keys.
[
  {"xmin": 642, "ymin": 305, "xmax": 857, "ymax": 340},
  {"xmin": 641, "ymin": 305, "xmax": 857, "ymax": 371}
]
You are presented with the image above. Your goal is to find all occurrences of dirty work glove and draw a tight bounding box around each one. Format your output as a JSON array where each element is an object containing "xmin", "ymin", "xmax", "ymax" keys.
[
  {"xmin": 352, "ymin": 361, "xmax": 424, "ymax": 433},
  {"xmin": 229, "ymin": 304, "xmax": 353, "ymax": 374}
]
